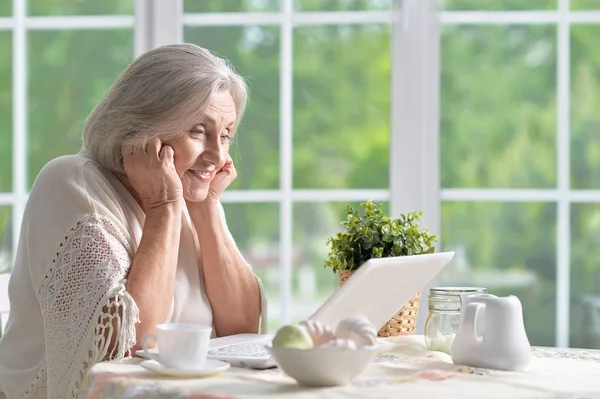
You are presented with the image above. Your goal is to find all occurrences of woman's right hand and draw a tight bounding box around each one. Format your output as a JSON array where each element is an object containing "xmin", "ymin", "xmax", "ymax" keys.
[{"xmin": 122, "ymin": 137, "xmax": 183, "ymax": 210}]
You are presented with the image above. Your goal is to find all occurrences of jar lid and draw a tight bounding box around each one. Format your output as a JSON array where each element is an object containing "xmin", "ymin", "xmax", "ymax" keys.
[
  {"xmin": 430, "ymin": 287, "xmax": 488, "ymax": 295},
  {"xmin": 428, "ymin": 287, "xmax": 488, "ymax": 311}
]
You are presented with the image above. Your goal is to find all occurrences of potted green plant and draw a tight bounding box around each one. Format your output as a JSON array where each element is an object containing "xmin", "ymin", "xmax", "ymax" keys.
[{"xmin": 324, "ymin": 200, "xmax": 437, "ymax": 337}]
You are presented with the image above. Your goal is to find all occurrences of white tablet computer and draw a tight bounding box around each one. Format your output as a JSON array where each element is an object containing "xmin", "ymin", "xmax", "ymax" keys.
[
  {"xmin": 138, "ymin": 251, "xmax": 455, "ymax": 369},
  {"xmin": 310, "ymin": 251, "xmax": 455, "ymax": 331}
]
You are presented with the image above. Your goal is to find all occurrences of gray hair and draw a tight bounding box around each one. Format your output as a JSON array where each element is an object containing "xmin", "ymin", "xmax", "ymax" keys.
[{"xmin": 82, "ymin": 43, "xmax": 248, "ymax": 173}]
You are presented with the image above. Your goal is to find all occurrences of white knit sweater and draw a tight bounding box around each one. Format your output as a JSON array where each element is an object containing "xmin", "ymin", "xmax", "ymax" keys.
[{"xmin": 0, "ymin": 151, "xmax": 267, "ymax": 399}]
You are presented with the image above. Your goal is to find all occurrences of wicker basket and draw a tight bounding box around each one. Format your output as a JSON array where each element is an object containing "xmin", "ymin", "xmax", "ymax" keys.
[{"xmin": 338, "ymin": 269, "xmax": 421, "ymax": 337}]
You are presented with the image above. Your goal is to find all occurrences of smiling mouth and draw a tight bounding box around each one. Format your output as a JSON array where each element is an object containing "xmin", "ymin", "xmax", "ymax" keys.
[
  {"xmin": 192, "ymin": 170, "xmax": 211, "ymax": 177},
  {"xmin": 190, "ymin": 169, "xmax": 213, "ymax": 182}
]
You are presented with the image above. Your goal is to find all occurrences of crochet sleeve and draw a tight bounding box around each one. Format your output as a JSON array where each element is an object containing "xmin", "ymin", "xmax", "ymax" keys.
[{"xmin": 36, "ymin": 214, "xmax": 139, "ymax": 399}]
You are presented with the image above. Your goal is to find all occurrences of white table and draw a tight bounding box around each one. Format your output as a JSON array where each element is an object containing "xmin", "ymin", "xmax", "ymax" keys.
[{"xmin": 80, "ymin": 336, "xmax": 600, "ymax": 399}]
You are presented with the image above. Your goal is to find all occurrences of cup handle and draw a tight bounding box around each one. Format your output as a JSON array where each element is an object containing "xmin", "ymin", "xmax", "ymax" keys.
[{"xmin": 141, "ymin": 334, "xmax": 159, "ymax": 361}]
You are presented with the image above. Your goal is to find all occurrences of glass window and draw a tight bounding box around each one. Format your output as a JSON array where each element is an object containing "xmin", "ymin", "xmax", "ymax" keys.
[
  {"xmin": 28, "ymin": 0, "xmax": 134, "ymax": 16},
  {"xmin": 438, "ymin": 0, "xmax": 556, "ymax": 11},
  {"xmin": 293, "ymin": 24, "xmax": 390, "ymax": 189},
  {"xmin": 441, "ymin": 201, "xmax": 557, "ymax": 346},
  {"xmin": 441, "ymin": 25, "xmax": 557, "ymax": 189},
  {"xmin": 570, "ymin": 203, "xmax": 600, "ymax": 349},
  {"xmin": 0, "ymin": 2, "xmax": 10, "ymax": 16},
  {"xmin": 0, "ymin": 32, "xmax": 11, "ymax": 193},
  {"xmin": 571, "ymin": 0, "xmax": 600, "ymax": 10},
  {"xmin": 571, "ymin": 24, "xmax": 600, "ymax": 189},
  {"xmin": 295, "ymin": 0, "xmax": 392, "ymax": 11},
  {"xmin": 184, "ymin": 26, "xmax": 280, "ymax": 190},
  {"xmin": 185, "ymin": 0, "xmax": 280, "ymax": 13},
  {"xmin": 27, "ymin": 29, "xmax": 133, "ymax": 188},
  {"xmin": 222, "ymin": 202, "xmax": 280, "ymax": 332}
]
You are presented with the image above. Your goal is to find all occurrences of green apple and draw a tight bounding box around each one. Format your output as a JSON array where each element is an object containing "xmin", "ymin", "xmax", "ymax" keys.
[{"xmin": 272, "ymin": 324, "xmax": 314, "ymax": 349}]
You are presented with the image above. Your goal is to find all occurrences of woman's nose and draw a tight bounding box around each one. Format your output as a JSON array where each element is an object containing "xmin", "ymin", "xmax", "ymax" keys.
[{"xmin": 201, "ymin": 136, "xmax": 225, "ymax": 166}]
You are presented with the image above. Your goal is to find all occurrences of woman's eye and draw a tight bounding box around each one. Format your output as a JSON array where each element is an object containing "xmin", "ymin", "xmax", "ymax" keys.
[
  {"xmin": 220, "ymin": 131, "xmax": 233, "ymax": 143},
  {"xmin": 192, "ymin": 129, "xmax": 206, "ymax": 136}
]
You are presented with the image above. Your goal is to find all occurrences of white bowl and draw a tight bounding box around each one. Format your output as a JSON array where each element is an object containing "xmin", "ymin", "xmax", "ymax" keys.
[{"xmin": 267, "ymin": 345, "xmax": 378, "ymax": 386}]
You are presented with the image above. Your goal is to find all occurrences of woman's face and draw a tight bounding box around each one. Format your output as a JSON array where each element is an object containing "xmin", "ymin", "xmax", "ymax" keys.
[{"xmin": 164, "ymin": 90, "xmax": 237, "ymax": 203}]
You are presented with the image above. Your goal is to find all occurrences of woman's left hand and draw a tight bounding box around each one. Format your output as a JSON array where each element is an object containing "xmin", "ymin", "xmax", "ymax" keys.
[{"xmin": 205, "ymin": 155, "xmax": 236, "ymax": 204}]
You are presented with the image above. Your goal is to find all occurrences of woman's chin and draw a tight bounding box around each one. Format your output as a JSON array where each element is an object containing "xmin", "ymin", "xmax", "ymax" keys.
[
  {"xmin": 181, "ymin": 177, "xmax": 210, "ymax": 203},
  {"xmin": 183, "ymin": 190, "xmax": 209, "ymax": 203}
]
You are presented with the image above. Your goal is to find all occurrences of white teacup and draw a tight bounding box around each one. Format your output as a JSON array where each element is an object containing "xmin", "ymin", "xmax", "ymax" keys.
[{"xmin": 142, "ymin": 323, "xmax": 212, "ymax": 370}]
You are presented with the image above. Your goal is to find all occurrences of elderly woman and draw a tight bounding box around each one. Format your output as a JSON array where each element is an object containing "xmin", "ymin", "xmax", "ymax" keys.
[{"xmin": 0, "ymin": 44, "xmax": 266, "ymax": 399}]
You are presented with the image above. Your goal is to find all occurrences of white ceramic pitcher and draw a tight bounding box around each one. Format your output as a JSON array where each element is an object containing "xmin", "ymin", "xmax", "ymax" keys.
[{"xmin": 451, "ymin": 294, "xmax": 532, "ymax": 371}]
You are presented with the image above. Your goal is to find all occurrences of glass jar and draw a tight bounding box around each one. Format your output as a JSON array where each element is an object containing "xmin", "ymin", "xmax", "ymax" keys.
[{"xmin": 424, "ymin": 287, "xmax": 488, "ymax": 354}]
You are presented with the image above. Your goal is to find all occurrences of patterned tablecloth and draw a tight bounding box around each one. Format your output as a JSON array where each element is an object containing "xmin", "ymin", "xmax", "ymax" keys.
[{"xmin": 78, "ymin": 336, "xmax": 600, "ymax": 399}]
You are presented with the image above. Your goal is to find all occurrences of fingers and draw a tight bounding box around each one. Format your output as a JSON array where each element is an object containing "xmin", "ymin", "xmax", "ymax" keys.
[
  {"xmin": 159, "ymin": 145, "xmax": 174, "ymax": 163},
  {"xmin": 218, "ymin": 155, "xmax": 233, "ymax": 172},
  {"xmin": 148, "ymin": 137, "xmax": 162, "ymax": 157},
  {"xmin": 122, "ymin": 141, "xmax": 148, "ymax": 157},
  {"xmin": 122, "ymin": 138, "xmax": 163, "ymax": 159},
  {"xmin": 216, "ymin": 154, "xmax": 237, "ymax": 181},
  {"xmin": 121, "ymin": 143, "xmax": 137, "ymax": 170}
]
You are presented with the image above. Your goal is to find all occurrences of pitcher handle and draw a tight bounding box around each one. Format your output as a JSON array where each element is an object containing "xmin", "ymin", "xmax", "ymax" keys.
[{"xmin": 463, "ymin": 302, "xmax": 484, "ymax": 343}]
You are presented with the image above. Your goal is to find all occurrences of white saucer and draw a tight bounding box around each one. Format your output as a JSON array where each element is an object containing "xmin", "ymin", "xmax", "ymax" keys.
[
  {"xmin": 136, "ymin": 348, "xmax": 158, "ymax": 358},
  {"xmin": 140, "ymin": 359, "xmax": 230, "ymax": 378}
]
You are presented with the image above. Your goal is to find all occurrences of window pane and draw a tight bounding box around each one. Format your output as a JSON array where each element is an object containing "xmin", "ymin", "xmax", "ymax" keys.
[
  {"xmin": 438, "ymin": 0, "xmax": 556, "ymax": 10},
  {"xmin": 0, "ymin": 207, "xmax": 12, "ymax": 273},
  {"xmin": 295, "ymin": 0, "xmax": 392, "ymax": 11},
  {"xmin": 441, "ymin": 201, "xmax": 556, "ymax": 346},
  {"xmin": 571, "ymin": 0, "xmax": 600, "ymax": 9},
  {"xmin": 184, "ymin": 26, "xmax": 280, "ymax": 190},
  {"xmin": 185, "ymin": 0, "xmax": 280, "ymax": 12},
  {"xmin": 293, "ymin": 25, "xmax": 390, "ymax": 189},
  {"xmin": 28, "ymin": 0, "xmax": 133, "ymax": 15},
  {"xmin": 571, "ymin": 25, "xmax": 600, "ymax": 189},
  {"xmin": 0, "ymin": 2, "xmax": 10, "ymax": 16},
  {"xmin": 0, "ymin": 33, "xmax": 10, "ymax": 192},
  {"xmin": 570, "ymin": 203, "xmax": 600, "ymax": 350},
  {"xmin": 291, "ymin": 201, "xmax": 389, "ymax": 323},
  {"xmin": 441, "ymin": 25, "xmax": 556, "ymax": 189},
  {"xmin": 222, "ymin": 202, "xmax": 280, "ymax": 332},
  {"xmin": 28, "ymin": 29, "xmax": 133, "ymax": 187}
]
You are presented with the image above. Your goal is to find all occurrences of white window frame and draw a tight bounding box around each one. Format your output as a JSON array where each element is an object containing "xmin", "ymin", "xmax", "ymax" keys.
[
  {"xmin": 3, "ymin": 0, "xmax": 136, "ymax": 266},
  {"xmin": 134, "ymin": 0, "xmax": 600, "ymax": 344},
  {"xmin": 436, "ymin": 0, "xmax": 600, "ymax": 348},
  {"xmin": 0, "ymin": 0, "xmax": 440, "ymax": 333},
  {"xmin": 390, "ymin": 0, "xmax": 440, "ymax": 333},
  {"xmin": 1, "ymin": 0, "xmax": 410, "ymax": 329},
  {"xmin": 8, "ymin": 0, "xmax": 600, "ymax": 345}
]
